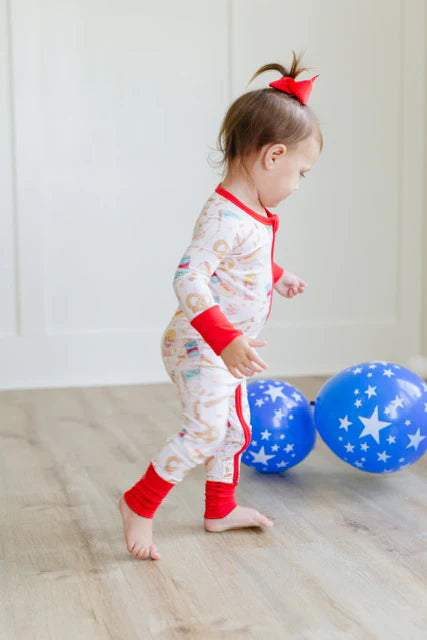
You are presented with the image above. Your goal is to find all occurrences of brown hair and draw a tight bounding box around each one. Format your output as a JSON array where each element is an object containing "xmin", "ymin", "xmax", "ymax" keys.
[{"xmin": 213, "ymin": 51, "xmax": 323, "ymax": 175}]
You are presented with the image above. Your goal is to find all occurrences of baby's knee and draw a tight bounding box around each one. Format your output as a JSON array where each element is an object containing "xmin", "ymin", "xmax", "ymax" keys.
[{"xmin": 199, "ymin": 423, "xmax": 228, "ymax": 454}]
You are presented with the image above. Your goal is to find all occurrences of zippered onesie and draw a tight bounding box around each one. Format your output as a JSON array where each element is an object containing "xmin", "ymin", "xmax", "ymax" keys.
[{"xmin": 124, "ymin": 184, "xmax": 284, "ymax": 518}]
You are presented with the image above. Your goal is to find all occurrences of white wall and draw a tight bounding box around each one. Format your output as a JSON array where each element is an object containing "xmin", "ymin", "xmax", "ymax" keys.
[
  {"xmin": 423, "ymin": 1, "xmax": 427, "ymax": 357},
  {"xmin": 0, "ymin": 0, "xmax": 426, "ymax": 390}
]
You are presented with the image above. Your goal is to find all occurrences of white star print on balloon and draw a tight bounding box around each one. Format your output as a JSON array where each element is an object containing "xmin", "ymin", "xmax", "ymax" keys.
[
  {"xmin": 364, "ymin": 385, "xmax": 377, "ymax": 398},
  {"xmin": 358, "ymin": 406, "xmax": 392, "ymax": 444},
  {"xmin": 390, "ymin": 395, "xmax": 405, "ymax": 409},
  {"xmin": 406, "ymin": 428, "xmax": 426, "ymax": 451},
  {"xmin": 315, "ymin": 361, "xmax": 427, "ymax": 473},
  {"xmin": 244, "ymin": 378, "xmax": 316, "ymax": 472},
  {"xmin": 247, "ymin": 446, "xmax": 276, "ymax": 465},
  {"xmin": 339, "ymin": 415, "xmax": 352, "ymax": 431},
  {"xmin": 263, "ymin": 384, "xmax": 288, "ymax": 402},
  {"xmin": 273, "ymin": 408, "xmax": 285, "ymax": 427}
]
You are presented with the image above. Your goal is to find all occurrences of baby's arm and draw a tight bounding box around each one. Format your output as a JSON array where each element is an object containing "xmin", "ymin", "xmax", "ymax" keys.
[
  {"xmin": 173, "ymin": 209, "xmax": 243, "ymax": 354},
  {"xmin": 172, "ymin": 209, "xmax": 268, "ymax": 377},
  {"xmin": 274, "ymin": 269, "xmax": 308, "ymax": 298}
]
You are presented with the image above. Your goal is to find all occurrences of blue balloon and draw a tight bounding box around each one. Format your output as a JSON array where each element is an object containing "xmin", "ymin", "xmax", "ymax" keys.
[
  {"xmin": 314, "ymin": 361, "xmax": 427, "ymax": 473},
  {"xmin": 242, "ymin": 378, "xmax": 316, "ymax": 473}
]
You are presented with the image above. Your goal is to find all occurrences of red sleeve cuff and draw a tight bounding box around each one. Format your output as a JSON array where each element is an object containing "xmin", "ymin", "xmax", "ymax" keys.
[
  {"xmin": 191, "ymin": 305, "xmax": 243, "ymax": 355},
  {"xmin": 272, "ymin": 262, "xmax": 285, "ymax": 283}
]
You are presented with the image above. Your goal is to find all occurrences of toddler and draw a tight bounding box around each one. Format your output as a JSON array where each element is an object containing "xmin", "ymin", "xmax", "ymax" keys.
[{"xmin": 119, "ymin": 51, "xmax": 323, "ymax": 560}]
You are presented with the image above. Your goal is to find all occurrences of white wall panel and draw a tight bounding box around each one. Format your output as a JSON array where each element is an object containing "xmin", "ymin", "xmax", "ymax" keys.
[
  {"xmin": 0, "ymin": 0, "xmax": 425, "ymax": 388},
  {"xmin": 0, "ymin": 0, "xmax": 18, "ymax": 337},
  {"xmin": 38, "ymin": 1, "xmax": 229, "ymax": 333},
  {"xmin": 0, "ymin": 0, "xmax": 229, "ymax": 388},
  {"xmin": 423, "ymin": 3, "xmax": 427, "ymax": 358},
  {"xmin": 232, "ymin": 0, "xmax": 425, "ymax": 374}
]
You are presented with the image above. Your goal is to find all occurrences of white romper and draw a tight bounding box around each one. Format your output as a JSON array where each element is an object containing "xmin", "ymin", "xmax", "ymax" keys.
[{"xmin": 154, "ymin": 184, "xmax": 284, "ymax": 487}]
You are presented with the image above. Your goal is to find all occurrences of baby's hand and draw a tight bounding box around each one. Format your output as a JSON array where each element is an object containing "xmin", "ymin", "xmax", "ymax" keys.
[
  {"xmin": 274, "ymin": 271, "xmax": 307, "ymax": 298},
  {"xmin": 220, "ymin": 335, "xmax": 268, "ymax": 379}
]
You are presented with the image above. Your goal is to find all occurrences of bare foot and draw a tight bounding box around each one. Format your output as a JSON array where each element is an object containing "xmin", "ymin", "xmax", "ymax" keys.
[
  {"xmin": 118, "ymin": 494, "xmax": 161, "ymax": 560},
  {"xmin": 204, "ymin": 504, "xmax": 274, "ymax": 533}
]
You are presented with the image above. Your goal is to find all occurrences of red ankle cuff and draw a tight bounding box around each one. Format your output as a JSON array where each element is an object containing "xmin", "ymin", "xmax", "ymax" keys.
[
  {"xmin": 204, "ymin": 480, "xmax": 237, "ymax": 518},
  {"xmin": 124, "ymin": 462, "xmax": 175, "ymax": 518}
]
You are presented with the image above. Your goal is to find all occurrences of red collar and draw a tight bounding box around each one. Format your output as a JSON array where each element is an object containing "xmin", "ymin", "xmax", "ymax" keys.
[{"xmin": 215, "ymin": 184, "xmax": 279, "ymax": 230}]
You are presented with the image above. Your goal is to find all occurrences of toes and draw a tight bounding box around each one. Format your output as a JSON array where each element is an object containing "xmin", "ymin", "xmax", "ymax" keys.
[
  {"xmin": 256, "ymin": 512, "xmax": 274, "ymax": 527},
  {"xmin": 150, "ymin": 544, "xmax": 161, "ymax": 560},
  {"xmin": 132, "ymin": 545, "xmax": 147, "ymax": 559},
  {"xmin": 128, "ymin": 543, "xmax": 159, "ymax": 560}
]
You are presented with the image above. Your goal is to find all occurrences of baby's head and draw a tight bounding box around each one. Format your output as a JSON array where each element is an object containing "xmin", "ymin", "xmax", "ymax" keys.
[{"xmin": 216, "ymin": 52, "xmax": 323, "ymax": 207}]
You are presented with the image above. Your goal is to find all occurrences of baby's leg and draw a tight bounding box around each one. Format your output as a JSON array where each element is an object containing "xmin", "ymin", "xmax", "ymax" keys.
[
  {"xmin": 204, "ymin": 379, "xmax": 273, "ymax": 532},
  {"xmin": 119, "ymin": 462, "xmax": 174, "ymax": 560},
  {"xmin": 120, "ymin": 352, "xmax": 233, "ymax": 559}
]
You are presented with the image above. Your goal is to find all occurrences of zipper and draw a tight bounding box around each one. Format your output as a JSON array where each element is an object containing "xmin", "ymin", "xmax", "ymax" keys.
[
  {"xmin": 213, "ymin": 184, "xmax": 279, "ymax": 322},
  {"xmin": 266, "ymin": 217, "xmax": 278, "ymax": 321},
  {"xmin": 233, "ymin": 384, "xmax": 252, "ymax": 484}
]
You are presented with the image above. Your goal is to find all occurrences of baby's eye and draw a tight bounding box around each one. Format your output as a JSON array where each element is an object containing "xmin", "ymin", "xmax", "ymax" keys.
[{"xmin": 299, "ymin": 172, "xmax": 306, "ymax": 179}]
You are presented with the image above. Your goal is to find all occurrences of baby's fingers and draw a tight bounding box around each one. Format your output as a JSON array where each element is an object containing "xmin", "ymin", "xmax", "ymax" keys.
[
  {"xmin": 249, "ymin": 349, "xmax": 268, "ymax": 369},
  {"xmin": 238, "ymin": 362, "xmax": 254, "ymax": 377},
  {"xmin": 246, "ymin": 360, "xmax": 264, "ymax": 373}
]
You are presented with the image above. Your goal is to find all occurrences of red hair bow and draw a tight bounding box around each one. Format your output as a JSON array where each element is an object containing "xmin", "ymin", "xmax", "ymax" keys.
[{"xmin": 269, "ymin": 74, "xmax": 319, "ymax": 105}]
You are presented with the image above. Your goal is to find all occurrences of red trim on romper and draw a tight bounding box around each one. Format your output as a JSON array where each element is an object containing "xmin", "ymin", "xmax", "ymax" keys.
[
  {"xmin": 123, "ymin": 462, "xmax": 175, "ymax": 518},
  {"xmin": 204, "ymin": 384, "xmax": 252, "ymax": 519},
  {"xmin": 204, "ymin": 480, "xmax": 238, "ymax": 518},
  {"xmin": 191, "ymin": 305, "xmax": 243, "ymax": 355},
  {"xmin": 234, "ymin": 384, "xmax": 252, "ymax": 483},
  {"xmin": 266, "ymin": 224, "xmax": 278, "ymax": 321},
  {"xmin": 215, "ymin": 184, "xmax": 277, "ymax": 225},
  {"xmin": 215, "ymin": 184, "xmax": 281, "ymax": 322},
  {"xmin": 272, "ymin": 261, "xmax": 285, "ymax": 283}
]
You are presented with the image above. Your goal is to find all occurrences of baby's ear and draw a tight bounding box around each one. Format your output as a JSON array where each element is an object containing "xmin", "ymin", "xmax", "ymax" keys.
[
  {"xmin": 263, "ymin": 142, "xmax": 286, "ymax": 169},
  {"xmin": 272, "ymin": 144, "xmax": 287, "ymax": 160}
]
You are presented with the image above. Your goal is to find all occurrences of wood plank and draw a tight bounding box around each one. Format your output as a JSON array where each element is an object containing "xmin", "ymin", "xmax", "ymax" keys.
[{"xmin": 1, "ymin": 378, "xmax": 426, "ymax": 638}]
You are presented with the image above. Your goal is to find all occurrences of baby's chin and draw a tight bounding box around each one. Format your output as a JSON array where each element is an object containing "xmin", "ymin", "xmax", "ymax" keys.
[{"xmin": 266, "ymin": 193, "xmax": 292, "ymax": 208}]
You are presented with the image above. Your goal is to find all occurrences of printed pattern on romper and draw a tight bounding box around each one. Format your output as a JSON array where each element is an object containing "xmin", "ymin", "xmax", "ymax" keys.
[
  {"xmin": 155, "ymin": 338, "xmax": 251, "ymax": 484},
  {"xmin": 168, "ymin": 191, "xmax": 276, "ymax": 344},
  {"xmin": 154, "ymin": 190, "xmax": 278, "ymax": 485}
]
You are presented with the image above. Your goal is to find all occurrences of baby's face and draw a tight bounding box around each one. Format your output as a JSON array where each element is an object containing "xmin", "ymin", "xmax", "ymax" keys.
[{"xmin": 257, "ymin": 136, "xmax": 320, "ymax": 208}]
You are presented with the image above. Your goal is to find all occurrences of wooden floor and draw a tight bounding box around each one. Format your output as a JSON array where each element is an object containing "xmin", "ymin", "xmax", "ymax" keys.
[{"xmin": 1, "ymin": 376, "xmax": 427, "ymax": 639}]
